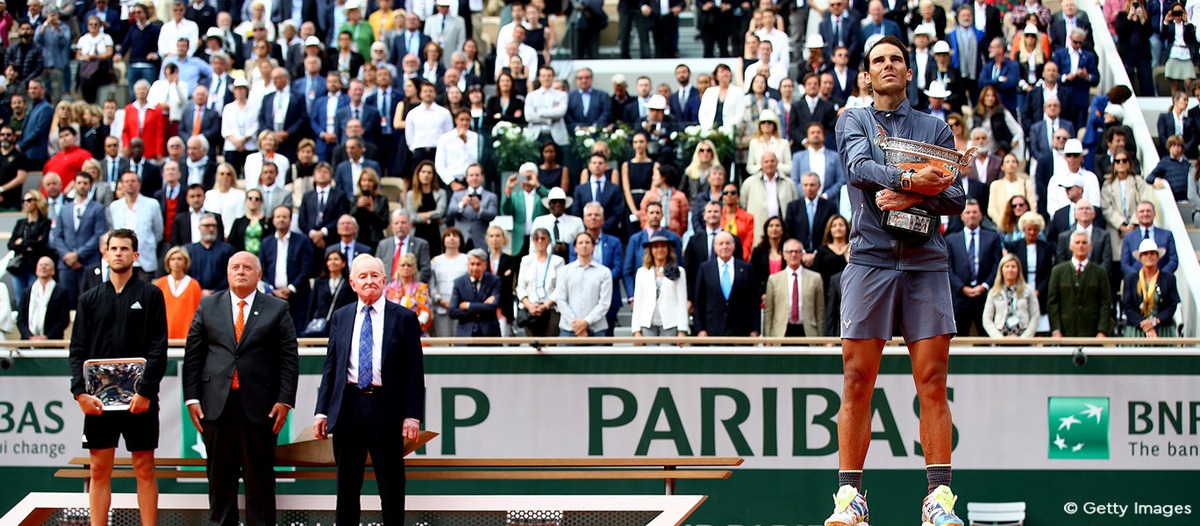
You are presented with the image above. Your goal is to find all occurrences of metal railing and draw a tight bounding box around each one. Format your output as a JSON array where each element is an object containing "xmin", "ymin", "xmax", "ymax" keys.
[{"xmin": 1081, "ymin": 0, "xmax": 1200, "ymax": 336}]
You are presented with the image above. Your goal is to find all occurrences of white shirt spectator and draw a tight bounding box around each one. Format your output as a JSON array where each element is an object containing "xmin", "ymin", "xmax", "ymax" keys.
[
  {"xmin": 405, "ymin": 102, "xmax": 454, "ymax": 149},
  {"xmin": 434, "ymin": 129, "xmax": 479, "ymax": 185},
  {"xmin": 108, "ymin": 194, "xmax": 165, "ymax": 272},
  {"xmin": 496, "ymin": 43, "xmax": 539, "ymax": 80},
  {"xmin": 148, "ymin": 79, "xmax": 190, "ymax": 121},
  {"xmin": 1046, "ymin": 169, "xmax": 1101, "ymax": 215},
  {"xmin": 530, "ymin": 212, "xmax": 583, "ymax": 246},
  {"xmin": 242, "ymin": 152, "xmax": 291, "ymax": 190},
  {"xmin": 158, "ymin": 17, "xmax": 200, "ymax": 57},
  {"xmin": 205, "ymin": 187, "xmax": 248, "ymax": 235},
  {"xmin": 221, "ymin": 100, "xmax": 261, "ymax": 152}
]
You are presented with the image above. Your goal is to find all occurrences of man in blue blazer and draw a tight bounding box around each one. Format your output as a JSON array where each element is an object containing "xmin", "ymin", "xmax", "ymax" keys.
[
  {"xmin": 622, "ymin": 201, "xmax": 682, "ymax": 297},
  {"xmin": 333, "ymin": 138, "xmax": 383, "ymax": 192},
  {"xmin": 817, "ymin": 2, "xmax": 862, "ymax": 63},
  {"xmin": 790, "ymin": 122, "xmax": 844, "ymax": 209},
  {"xmin": 449, "ymin": 249, "xmax": 502, "ymax": 337},
  {"xmin": 334, "ymin": 80, "xmax": 381, "ymax": 148},
  {"xmin": 859, "ymin": 1, "xmax": 905, "ymax": 44},
  {"xmin": 1051, "ymin": 33, "xmax": 1100, "ymax": 129},
  {"xmin": 668, "ymin": 64, "xmax": 701, "ymax": 125},
  {"xmin": 260, "ymin": 205, "xmax": 314, "ymax": 329},
  {"xmin": 1120, "ymin": 201, "xmax": 1179, "ymax": 276},
  {"xmin": 977, "ymin": 37, "xmax": 1020, "ymax": 111},
  {"xmin": 569, "ymin": 202, "xmax": 626, "ymax": 335},
  {"xmin": 258, "ymin": 67, "xmax": 310, "ymax": 158},
  {"xmin": 572, "ymin": 154, "xmax": 626, "ymax": 237},
  {"xmin": 292, "ymin": 56, "xmax": 329, "ymax": 113},
  {"xmin": 19, "ymin": 80, "xmax": 53, "ymax": 163},
  {"xmin": 390, "ymin": 12, "xmax": 432, "ymax": 68},
  {"xmin": 1028, "ymin": 97, "xmax": 1075, "ymax": 162},
  {"xmin": 310, "ymin": 73, "xmax": 351, "ymax": 161},
  {"xmin": 179, "ymin": 88, "xmax": 224, "ymax": 159},
  {"xmin": 300, "ymin": 164, "xmax": 351, "ymax": 248},
  {"xmin": 50, "ymin": 172, "xmax": 107, "ymax": 305},
  {"xmin": 785, "ymin": 173, "xmax": 839, "ymax": 253},
  {"xmin": 694, "ymin": 232, "xmax": 760, "ymax": 336},
  {"xmin": 565, "ymin": 67, "xmax": 613, "ymax": 130},
  {"xmin": 313, "ymin": 255, "xmax": 424, "ymax": 526},
  {"xmin": 946, "ymin": 200, "xmax": 1004, "ymax": 336}
]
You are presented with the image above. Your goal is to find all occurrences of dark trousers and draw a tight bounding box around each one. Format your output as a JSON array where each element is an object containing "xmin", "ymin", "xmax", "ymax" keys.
[
  {"xmin": 619, "ymin": 9, "xmax": 648, "ymax": 58},
  {"xmin": 636, "ymin": 13, "xmax": 655, "ymax": 58},
  {"xmin": 785, "ymin": 323, "xmax": 806, "ymax": 337},
  {"xmin": 954, "ymin": 296, "xmax": 987, "ymax": 337},
  {"xmin": 652, "ymin": 13, "xmax": 679, "ymax": 58},
  {"xmin": 202, "ymin": 391, "xmax": 278, "ymax": 526},
  {"xmin": 410, "ymin": 147, "xmax": 437, "ymax": 177},
  {"xmin": 701, "ymin": 21, "xmax": 730, "ymax": 58},
  {"xmin": 333, "ymin": 386, "xmax": 407, "ymax": 526}
]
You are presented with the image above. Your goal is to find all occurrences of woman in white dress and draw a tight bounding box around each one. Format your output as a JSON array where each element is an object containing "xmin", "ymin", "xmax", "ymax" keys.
[
  {"xmin": 205, "ymin": 163, "xmax": 247, "ymax": 236},
  {"xmin": 429, "ymin": 227, "xmax": 469, "ymax": 338}
]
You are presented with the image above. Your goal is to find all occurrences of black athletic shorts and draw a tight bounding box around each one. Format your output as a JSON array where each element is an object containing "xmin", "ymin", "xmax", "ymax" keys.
[{"xmin": 82, "ymin": 405, "xmax": 160, "ymax": 452}]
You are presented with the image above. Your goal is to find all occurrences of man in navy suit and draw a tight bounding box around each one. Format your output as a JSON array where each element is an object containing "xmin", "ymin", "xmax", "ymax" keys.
[
  {"xmin": 334, "ymin": 138, "xmax": 383, "ymax": 192},
  {"xmin": 313, "ymin": 254, "xmax": 424, "ymax": 526},
  {"xmin": 569, "ymin": 202, "xmax": 627, "ymax": 335},
  {"xmin": 694, "ymin": 232, "xmax": 760, "ymax": 336},
  {"xmin": 1120, "ymin": 201, "xmax": 1179, "ymax": 276},
  {"xmin": 260, "ymin": 205, "xmax": 314, "ymax": 329},
  {"xmin": 828, "ymin": 48, "xmax": 857, "ymax": 107},
  {"xmin": 205, "ymin": 52, "xmax": 237, "ymax": 112},
  {"xmin": 622, "ymin": 201, "xmax": 682, "ymax": 299},
  {"xmin": 786, "ymin": 173, "xmax": 838, "ymax": 254},
  {"xmin": 642, "ymin": 0, "xmax": 685, "ymax": 58},
  {"xmin": 1021, "ymin": 63, "xmax": 1072, "ymax": 135},
  {"xmin": 391, "ymin": 12, "xmax": 432, "ymax": 69},
  {"xmin": 51, "ymin": 171, "xmax": 107, "ymax": 305},
  {"xmin": 19, "ymin": 80, "xmax": 53, "ymax": 164},
  {"xmin": 335, "ymin": 80, "xmax": 381, "ymax": 148},
  {"xmin": 859, "ymin": 0, "xmax": 904, "ymax": 43},
  {"xmin": 818, "ymin": 0, "xmax": 861, "ymax": 63},
  {"xmin": 791, "ymin": 123, "xmax": 844, "ymax": 208},
  {"xmin": 1049, "ymin": 0, "xmax": 1094, "ymax": 51},
  {"xmin": 364, "ymin": 69, "xmax": 400, "ymax": 175},
  {"xmin": 300, "ymin": 163, "xmax": 351, "ymax": 250},
  {"xmin": 1051, "ymin": 29, "xmax": 1100, "ymax": 129},
  {"xmin": 565, "ymin": 67, "xmax": 613, "ymax": 130},
  {"xmin": 85, "ymin": 0, "xmax": 123, "ymax": 41},
  {"xmin": 310, "ymin": 73, "xmax": 350, "ymax": 161},
  {"xmin": 572, "ymin": 153, "xmax": 626, "ymax": 237},
  {"xmin": 669, "ymin": 64, "xmax": 701, "ymax": 125},
  {"xmin": 258, "ymin": 68, "xmax": 309, "ymax": 158},
  {"xmin": 325, "ymin": 214, "xmax": 374, "ymax": 263},
  {"xmin": 293, "ymin": 54, "xmax": 329, "ymax": 113},
  {"xmin": 946, "ymin": 200, "xmax": 1004, "ymax": 336},
  {"xmin": 1028, "ymin": 97, "xmax": 1075, "ymax": 162},
  {"xmin": 449, "ymin": 249, "xmax": 502, "ymax": 336},
  {"xmin": 977, "ymin": 37, "xmax": 1020, "ymax": 111},
  {"xmin": 180, "ymin": 86, "xmax": 223, "ymax": 158}
]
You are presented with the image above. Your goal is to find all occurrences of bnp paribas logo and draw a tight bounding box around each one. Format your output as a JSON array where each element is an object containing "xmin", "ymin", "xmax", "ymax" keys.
[{"xmin": 1048, "ymin": 397, "xmax": 1109, "ymax": 459}]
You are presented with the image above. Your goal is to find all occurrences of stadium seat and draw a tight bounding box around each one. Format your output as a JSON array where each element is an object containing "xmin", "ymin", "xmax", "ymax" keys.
[{"xmin": 966, "ymin": 501, "xmax": 1026, "ymax": 526}]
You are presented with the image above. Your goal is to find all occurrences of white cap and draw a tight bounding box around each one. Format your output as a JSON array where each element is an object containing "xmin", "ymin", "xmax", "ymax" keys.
[
  {"xmin": 914, "ymin": 24, "xmax": 936, "ymax": 38},
  {"xmin": 304, "ymin": 35, "xmax": 322, "ymax": 47},
  {"xmin": 757, "ymin": 109, "xmax": 779, "ymax": 125},
  {"xmin": 924, "ymin": 81, "xmax": 952, "ymax": 99},
  {"xmin": 1024, "ymin": 24, "xmax": 1040, "ymax": 35},
  {"xmin": 646, "ymin": 94, "xmax": 668, "ymax": 110},
  {"xmin": 1105, "ymin": 103, "xmax": 1125, "ymax": 120},
  {"xmin": 611, "ymin": 74, "xmax": 627, "ymax": 85},
  {"xmin": 518, "ymin": 162, "xmax": 539, "ymax": 175},
  {"xmin": 806, "ymin": 34, "xmax": 825, "ymax": 48},
  {"xmin": 232, "ymin": 77, "xmax": 251, "ymax": 89},
  {"xmin": 436, "ymin": 0, "xmax": 453, "ymax": 6},
  {"xmin": 542, "ymin": 186, "xmax": 574, "ymax": 208},
  {"xmin": 343, "ymin": 0, "xmax": 362, "ymax": 11},
  {"xmin": 932, "ymin": 40, "xmax": 951, "ymax": 54},
  {"xmin": 1134, "ymin": 238, "xmax": 1166, "ymax": 256},
  {"xmin": 205, "ymin": 27, "xmax": 224, "ymax": 40},
  {"xmin": 1063, "ymin": 138, "xmax": 1084, "ymax": 155}
]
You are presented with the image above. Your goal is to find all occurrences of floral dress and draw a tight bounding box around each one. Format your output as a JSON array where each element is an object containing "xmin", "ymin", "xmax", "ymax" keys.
[{"xmin": 384, "ymin": 280, "xmax": 433, "ymax": 335}]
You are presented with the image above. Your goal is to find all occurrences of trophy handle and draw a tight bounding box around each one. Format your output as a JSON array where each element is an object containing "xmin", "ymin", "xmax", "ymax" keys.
[
  {"xmin": 875, "ymin": 125, "xmax": 887, "ymax": 143},
  {"xmin": 957, "ymin": 147, "xmax": 978, "ymax": 173}
]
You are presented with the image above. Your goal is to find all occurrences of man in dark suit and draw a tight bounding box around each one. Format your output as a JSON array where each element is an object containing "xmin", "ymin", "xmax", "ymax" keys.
[
  {"xmin": 391, "ymin": 12, "xmax": 432, "ymax": 68},
  {"xmin": 330, "ymin": 120, "xmax": 380, "ymax": 167},
  {"xmin": 300, "ymin": 163, "xmax": 351, "ymax": 250},
  {"xmin": 1054, "ymin": 199, "xmax": 1112, "ymax": 269},
  {"xmin": 946, "ymin": 200, "xmax": 1004, "ymax": 336},
  {"xmin": 121, "ymin": 139, "xmax": 164, "ymax": 197},
  {"xmin": 171, "ymin": 185, "xmax": 227, "ymax": 246},
  {"xmin": 181, "ymin": 136, "xmax": 219, "ymax": 187},
  {"xmin": 449, "ymin": 249, "xmax": 502, "ymax": 336},
  {"xmin": 259, "ymin": 67, "xmax": 309, "ymax": 158},
  {"xmin": 828, "ymin": 48, "xmax": 857, "ymax": 107},
  {"xmin": 326, "ymin": 214, "xmax": 374, "ymax": 263},
  {"xmin": 572, "ymin": 153, "xmax": 626, "ymax": 237},
  {"xmin": 186, "ymin": 0, "xmax": 218, "ymax": 34},
  {"xmin": 786, "ymin": 173, "xmax": 838, "ymax": 254},
  {"xmin": 18, "ymin": 257, "xmax": 70, "ymax": 339},
  {"xmin": 565, "ymin": 67, "xmax": 613, "ymax": 130},
  {"xmin": 310, "ymin": 73, "xmax": 350, "ymax": 161},
  {"xmin": 261, "ymin": 206, "xmax": 314, "ymax": 330},
  {"xmin": 697, "ymin": 0, "xmax": 732, "ymax": 58},
  {"xmin": 641, "ymin": 0, "xmax": 685, "ymax": 58},
  {"xmin": 1028, "ymin": 97, "xmax": 1075, "ymax": 162},
  {"xmin": 1120, "ymin": 201, "xmax": 1179, "ymax": 276},
  {"xmin": 1048, "ymin": 230, "xmax": 1113, "ymax": 337},
  {"xmin": 313, "ymin": 253, "xmax": 424, "ymax": 526},
  {"xmin": 621, "ymin": 201, "xmax": 680, "ymax": 301},
  {"xmin": 293, "ymin": 54, "xmax": 329, "ymax": 112},
  {"xmin": 669, "ymin": 64, "xmax": 701, "ymax": 124},
  {"xmin": 694, "ymin": 232, "xmax": 760, "ymax": 336},
  {"xmin": 51, "ymin": 171, "xmax": 108, "ymax": 305},
  {"xmin": 180, "ymin": 87, "xmax": 224, "ymax": 160},
  {"xmin": 792, "ymin": 73, "xmax": 838, "ymax": 148},
  {"xmin": 684, "ymin": 202, "xmax": 744, "ymax": 303},
  {"xmin": 977, "ymin": 37, "xmax": 1020, "ymax": 111},
  {"xmin": 333, "ymin": 138, "xmax": 382, "ymax": 192},
  {"xmin": 1049, "ymin": 0, "xmax": 1094, "ymax": 51},
  {"xmin": 1051, "ymin": 31, "xmax": 1100, "ymax": 129},
  {"xmin": 183, "ymin": 252, "xmax": 299, "ymax": 526},
  {"xmin": 335, "ymin": 79, "xmax": 381, "ymax": 148},
  {"xmin": 377, "ymin": 210, "xmax": 433, "ymax": 283},
  {"xmin": 1021, "ymin": 63, "xmax": 1072, "ymax": 134},
  {"xmin": 818, "ymin": 0, "xmax": 861, "ymax": 63}
]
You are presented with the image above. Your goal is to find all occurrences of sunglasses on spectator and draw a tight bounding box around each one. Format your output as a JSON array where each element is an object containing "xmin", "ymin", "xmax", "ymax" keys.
[
  {"xmin": 698, "ymin": 148, "xmax": 713, "ymax": 152},
  {"xmin": 1065, "ymin": 153, "xmax": 1082, "ymax": 157},
  {"xmin": 1115, "ymin": 158, "xmax": 1130, "ymax": 163},
  {"xmin": 247, "ymin": 196, "xmax": 263, "ymax": 201},
  {"xmin": 1012, "ymin": 202, "xmax": 1028, "ymax": 208},
  {"xmin": 22, "ymin": 198, "xmax": 34, "ymax": 203},
  {"xmin": 722, "ymin": 190, "xmax": 738, "ymax": 195}
]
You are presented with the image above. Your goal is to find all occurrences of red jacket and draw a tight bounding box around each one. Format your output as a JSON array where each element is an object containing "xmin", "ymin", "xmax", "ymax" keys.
[
  {"xmin": 121, "ymin": 103, "xmax": 166, "ymax": 159},
  {"xmin": 44, "ymin": 145, "xmax": 94, "ymax": 183}
]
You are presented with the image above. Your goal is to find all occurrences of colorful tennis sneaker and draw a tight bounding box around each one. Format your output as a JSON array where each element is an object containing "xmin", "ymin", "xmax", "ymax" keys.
[
  {"xmin": 824, "ymin": 484, "xmax": 870, "ymax": 526},
  {"xmin": 921, "ymin": 485, "xmax": 964, "ymax": 526}
]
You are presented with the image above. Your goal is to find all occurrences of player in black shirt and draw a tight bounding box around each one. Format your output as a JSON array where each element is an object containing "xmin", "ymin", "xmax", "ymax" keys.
[{"xmin": 68, "ymin": 229, "xmax": 167, "ymax": 526}]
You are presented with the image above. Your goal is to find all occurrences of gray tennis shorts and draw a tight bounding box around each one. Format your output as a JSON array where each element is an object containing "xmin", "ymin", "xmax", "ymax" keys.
[{"xmin": 839, "ymin": 263, "xmax": 957, "ymax": 341}]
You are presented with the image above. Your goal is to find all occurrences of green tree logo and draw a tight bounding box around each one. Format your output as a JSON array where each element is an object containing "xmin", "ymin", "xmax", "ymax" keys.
[{"xmin": 1048, "ymin": 397, "xmax": 1109, "ymax": 459}]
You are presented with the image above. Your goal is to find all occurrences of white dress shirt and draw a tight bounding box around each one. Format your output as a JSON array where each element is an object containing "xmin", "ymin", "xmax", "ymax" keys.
[
  {"xmin": 434, "ymin": 129, "xmax": 480, "ymax": 184},
  {"xmin": 405, "ymin": 102, "xmax": 454, "ymax": 149},
  {"xmin": 347, "ymin": 295, "xmax": 386, "ymax": 386},
  {"xmin": 27, "ymin": 280, "xmax": 55, "ymax": 336},
  {"xmin": 274, "ymin": 233, "xmax": 290, "ymax": 290},
  {"xmin": 108, "ymin": 195, "xmax": 165, "ymax": 272}
]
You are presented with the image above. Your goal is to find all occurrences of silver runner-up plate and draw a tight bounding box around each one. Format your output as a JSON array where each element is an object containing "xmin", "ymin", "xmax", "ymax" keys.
[{"xmin": 83, "ymin": 358, "xmax": 146, "ymax": 411}]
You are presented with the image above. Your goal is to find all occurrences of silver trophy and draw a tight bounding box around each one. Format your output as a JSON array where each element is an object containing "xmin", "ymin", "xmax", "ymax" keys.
[
  {"xmin": 874, "ymin": 125, "xmax": 976, "ymax": 238},
  {"xmin": 83, "ymin": 358, "xmax": 146, "ymax": 411}
]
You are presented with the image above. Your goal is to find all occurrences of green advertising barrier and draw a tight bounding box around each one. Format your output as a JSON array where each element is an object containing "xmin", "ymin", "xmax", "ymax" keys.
[{"xmin": 1, "ymin": 348, "xmax": 1198, "ymax": 525}]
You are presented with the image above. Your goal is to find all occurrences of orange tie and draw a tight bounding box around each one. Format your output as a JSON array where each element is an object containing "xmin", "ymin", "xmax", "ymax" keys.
[
  {"xmin": 232, "ymin": 300, "xmax": 246, "ymax": 390},
  {"xmin": 193, "ymin": 107, "xmax": 202, "ymax": 136}
]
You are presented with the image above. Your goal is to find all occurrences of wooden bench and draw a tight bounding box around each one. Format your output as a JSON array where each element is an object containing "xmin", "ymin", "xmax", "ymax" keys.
[{"xmin": 57, "ymin": 456, "xmax": 742, "ymax": 495}]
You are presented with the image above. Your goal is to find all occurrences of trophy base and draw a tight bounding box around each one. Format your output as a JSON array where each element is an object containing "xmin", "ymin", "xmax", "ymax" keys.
[{"xmin": 879, "ymin": 208, "xmax": 938, "ymax": 239}]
